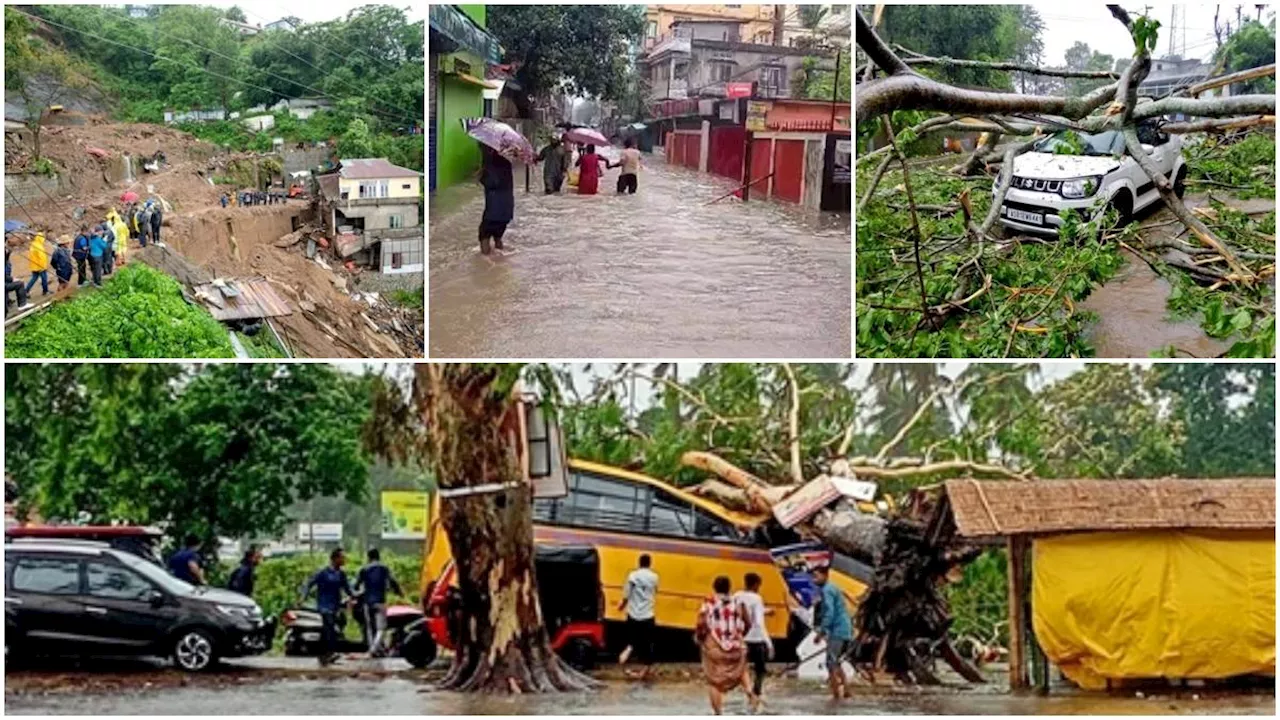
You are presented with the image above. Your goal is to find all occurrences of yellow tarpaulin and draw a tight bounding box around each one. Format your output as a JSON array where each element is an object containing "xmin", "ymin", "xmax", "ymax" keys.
[{"xmin": 1032, "ymin": 530, "xmax": 1275, "ymax": 689}]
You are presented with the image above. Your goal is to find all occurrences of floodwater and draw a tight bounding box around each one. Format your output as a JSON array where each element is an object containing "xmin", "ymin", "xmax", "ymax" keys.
[
  {"xmin": 7, "ymin": 658, "xmax": 1273, "ymax": 716},
  {"xmin": 1079, "ymin": 194, "xmax": 1273, "ymax": 358},
  {"xmin": 1079, "ymin": 255, "xmax": 1231, "ymax": 358},
  {"xmin": 7, "ymin": 673, "xmax": 1273, "ymax": 716},
  {"xmin": 428, "ymin": 159, "xmax": 851, "ymax": 358}
]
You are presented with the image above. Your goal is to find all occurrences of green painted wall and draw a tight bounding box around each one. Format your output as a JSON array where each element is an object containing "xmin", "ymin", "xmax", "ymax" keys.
[
  {"xmin": 458, "ymin": 5, "xmax": 485, "ymax": 26},
  {"xmin": 434, "ymin": 69, "xmax": 485, "ymax": 190}
]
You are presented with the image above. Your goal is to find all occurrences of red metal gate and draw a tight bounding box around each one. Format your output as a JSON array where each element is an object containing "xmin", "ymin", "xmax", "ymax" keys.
[
  {"xmin": 707, "ymin": 125, "xmax": 746, "ymax": 181},
  {"xmin": 750, "ymin": 138, "xmax": 773, "ymax": 197},
  {"xmin": 772, "ymin": 139, "xmax": 805, "ymax": 204}
]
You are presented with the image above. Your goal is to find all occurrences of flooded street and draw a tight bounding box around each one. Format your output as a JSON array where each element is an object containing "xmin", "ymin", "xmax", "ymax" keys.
[
  {"xmin": 8, "ymin": 668, "xmax": 1272, "ymax": 716},
  {"xmin": 429, "ymin": 159, "xmax": 850, "ymax": 358}
]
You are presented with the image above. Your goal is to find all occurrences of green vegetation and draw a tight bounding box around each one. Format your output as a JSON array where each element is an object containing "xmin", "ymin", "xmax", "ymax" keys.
[
  {"xmin": 5, "ymin": 363, "xmax": 375, "ymax": 552},
  {"xmin": 235, "ymin": 327, "xmax": 287, "ymax": 358},
  {"xmin": 210, "ymin": 551, "xmax": 422, "ymax": 649},
  {"xmin": 6, "ymin": 4, "xmax": 422, "ymax": 171},
  {"xmin": 4, "ymin": 264, "xmax": 235, "ymax": 358},
  {"xmin": 856, "ymin": 161, "xmax": 1124, "ymax": 357},
  {"xmin": 389, "ymin": 287, "xmax": 424, "ymax": 311},
  {"xmin": 1216, "ymin": 18, "xmax": 1276, "ymax": 94}
]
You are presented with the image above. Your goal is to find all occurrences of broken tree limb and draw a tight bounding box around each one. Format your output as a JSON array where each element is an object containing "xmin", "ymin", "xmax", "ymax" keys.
[
  {"xmin": 1185, "ymin": 63, "xmax": 1277, "ymax": 97},
  {"xmin": 690, "ymin": 478, "xmax": 794, "ymax": 515},
  {"xmin": 858, "ymin": 153, "xmax": 894, "ymax": 213},
  {"xmin": 782, "ymin": 363, "xmax": 804, "ymax": 485},
  {"xmin": 1122, "ymin": 127, "xmax": 1253, "ymax": 280},
  {"xmin": 980, "ymin": 136, "xmax": 1041, "ymax": 234},
  {"xmin": 955, "ymin": 131, "xmax": 1001, "ymax": 177},
  {"xmin": 892, "ymin": 47, "xmax": 1118, "ymax": 80},
  {"xmin": 680, "ymin": 450, "xmax": 776, "ymax": 513},
  {"xmin": 1163, "ymin": 115, "xmax": 1276, "ymax": 133},
  {"xmin": 851, "ymin": 460, "xmax": 1033, "ymax": 482}
]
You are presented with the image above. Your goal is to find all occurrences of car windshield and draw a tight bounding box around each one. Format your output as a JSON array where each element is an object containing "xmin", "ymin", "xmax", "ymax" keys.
[
  {"xmin": 115, "ymin": 549, "xmax": 193, "ymax": 595},
  {"xmin": 1034, "ymin": 130, "xmax": 1124, "ymax": 157}
]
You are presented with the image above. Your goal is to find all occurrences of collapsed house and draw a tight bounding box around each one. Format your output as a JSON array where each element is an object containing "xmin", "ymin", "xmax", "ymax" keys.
[{"xmin": 314, "ymin": 158, "xmax": 423, "ymax": 275}]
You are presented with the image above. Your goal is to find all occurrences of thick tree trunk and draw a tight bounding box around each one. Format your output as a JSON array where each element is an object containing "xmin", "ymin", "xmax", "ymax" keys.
[{"xmin": 418, "ymin": 365, "xmax": 597, "ymax": 694}]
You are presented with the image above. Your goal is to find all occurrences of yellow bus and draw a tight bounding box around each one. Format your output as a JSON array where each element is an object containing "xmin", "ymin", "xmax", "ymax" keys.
[{"xmin": 420, "ymin": 458, "xmax": 869, "ymax": 651}]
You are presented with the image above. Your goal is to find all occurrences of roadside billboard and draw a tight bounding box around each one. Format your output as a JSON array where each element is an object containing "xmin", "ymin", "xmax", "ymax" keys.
[{"xmin": 381, "ymin": 491, "xmax": 431, "ymax": 539}]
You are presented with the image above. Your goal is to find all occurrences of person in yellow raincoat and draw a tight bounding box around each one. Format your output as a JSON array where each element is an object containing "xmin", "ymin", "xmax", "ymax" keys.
[
  {"xmin": 24, "ymin": 232, "xmax": 51, "ymax": 297},
  {"xmin": 108, "ymin": 209, "xmax": 129, "ymax": 266}
]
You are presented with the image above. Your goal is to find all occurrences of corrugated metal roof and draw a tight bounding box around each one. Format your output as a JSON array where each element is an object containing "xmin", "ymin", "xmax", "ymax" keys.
[
  {"xmin": 194, "ymin": 278, "xmax": 293, "ymax": 321},
  {"xmin": 946, "ymin": 478, "xmax": 1275, "ymax": 538},
  {"xmin": 338, "ymin": 158, "xmax": 421, "ymax": 179}
]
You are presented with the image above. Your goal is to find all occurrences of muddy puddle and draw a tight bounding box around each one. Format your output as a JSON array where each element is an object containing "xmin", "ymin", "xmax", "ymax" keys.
[
  {"xmin": 1079, "ymin": 255, "xmax": 1231, "ymax": 358},
  {"xmin": 1078, "ymin": 193, "xmax": 1275, "ymax": 357},
  {"xmin": 428, "ymin": 160, "xmax": 851, "ymax": 358}
]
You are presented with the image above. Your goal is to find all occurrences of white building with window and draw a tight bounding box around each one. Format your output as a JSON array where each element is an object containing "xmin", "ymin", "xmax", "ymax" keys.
[{"xmin": 315, "ymin": 158, "xmax": 423, "ymax": 275}]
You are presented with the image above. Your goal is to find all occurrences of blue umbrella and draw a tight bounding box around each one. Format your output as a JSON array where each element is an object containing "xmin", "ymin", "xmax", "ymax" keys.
[{"xmin": 5, "ymin": 220, "xmax": 28, "ymax": 233}]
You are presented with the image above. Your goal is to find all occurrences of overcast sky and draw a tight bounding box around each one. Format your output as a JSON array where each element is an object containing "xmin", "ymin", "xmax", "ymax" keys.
[
  {"xmin": 200, "ymin": 1, "xmax": 423, "ymax": 26},
  {"xmin": 1041, "ymin": 4, "xmax": 1272, "ymax": 66}
]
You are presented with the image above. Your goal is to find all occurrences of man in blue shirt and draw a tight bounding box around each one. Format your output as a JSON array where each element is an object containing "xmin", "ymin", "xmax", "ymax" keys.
[
  {"xmin": 168, "ymin": 535, "xmax": 206, "ymax": 585},
  {"xmin": 813, "ymin": 565, "xmax": 852, "ymax": 701},
  {"xmin": 72, "ymin": 225, "xmax": 91, "ymax": 286},
  {"xmin": 355, "ymin": 548, "xmax": 403, "ymax": 657},
  {"xmin": 300, "ymin": 548, "xmax": 354, "ymax": 665},
  {"xmin": 88, "ymin": 229, "xmax": 109, "ymax": 286}
]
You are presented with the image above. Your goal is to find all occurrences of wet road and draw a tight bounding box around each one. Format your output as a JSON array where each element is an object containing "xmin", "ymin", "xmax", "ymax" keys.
[
  {"xmin": 1079, "ymin": 194, "xmax": 1273, "ymax": 357},
  {"xmin": 8, "ymin": 673, "xmax": 1272, "ymax": 716},
  {"xmin": 428, "ymin": 158, "xmax": 851, "ymax": 358}
]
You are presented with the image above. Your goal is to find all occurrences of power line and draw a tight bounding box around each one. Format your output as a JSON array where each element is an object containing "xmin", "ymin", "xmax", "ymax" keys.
[
  {"xmin": 15, "ymin": 7, "xmax": 420, "ymax": 128},
  {"xmin": 250, "ymin": 3, "xmax": 412, "ymax": 78},
  {"xmin": 236, "ymin": 5, "xmax": 422, "ymax": 119}
]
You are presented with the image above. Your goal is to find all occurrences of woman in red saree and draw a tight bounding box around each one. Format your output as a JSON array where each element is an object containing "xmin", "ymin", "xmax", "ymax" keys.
[{"xmin": 575, "ymin": 144, "xmax": 608, "ymax": 195}]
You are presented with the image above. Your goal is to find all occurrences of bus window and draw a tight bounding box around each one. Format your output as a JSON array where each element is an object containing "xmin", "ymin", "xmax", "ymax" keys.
[
  {"xmin": 563, "ymin": 472, "xmax": 646, "ymax": 533},
  {"xmin": 647, "ymin": 490, "xmax": 695, "ymax": 538},
  {"xmin": 692, "ymin": 508, "xmax": 743, "ymax": 543},
  {"xmin": 533, "ymin": 497, "xmax": 561, "ymax": 523}
]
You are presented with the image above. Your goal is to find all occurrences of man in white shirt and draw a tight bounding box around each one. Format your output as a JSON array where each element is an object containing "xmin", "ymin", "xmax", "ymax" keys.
[
  {"xmin": 618, "ymin": 553, "xmax": 659, "ymax": 679},
  {"xmin": 734, "ymin": 572, "xmax": 774, "ymax": 699}
]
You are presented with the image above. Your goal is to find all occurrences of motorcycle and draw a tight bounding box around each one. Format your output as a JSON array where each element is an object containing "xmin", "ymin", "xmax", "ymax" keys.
[{"xmin": 282, "ymin": 599, "xmax": 435, "ymax": 666}]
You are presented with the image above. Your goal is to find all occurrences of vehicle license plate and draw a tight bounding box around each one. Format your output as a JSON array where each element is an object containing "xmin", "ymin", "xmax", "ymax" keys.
[{"xmin": 1006, "ymin": 208, "xmax": 1043, "ymax": 225}]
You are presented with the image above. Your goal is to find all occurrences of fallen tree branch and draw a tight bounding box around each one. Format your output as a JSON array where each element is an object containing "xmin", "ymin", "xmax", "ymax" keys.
[
  {"xmin": 1163, "ymin": 115, "xmax": 1276, "ymax": 133},
  {"xmin": 850, "ymin": 459, "xmax": 1032, "ymax": 481},
  {"xmin": 1185, "ymin": 63, "xmax": 1277, "ymax": 97},
  {"xmin": 859, "ymin": 153, "xmax": 894, "ymax": 212},
  {"xmin": 782, "ymin": 363, "xmax": 803, "ymax": 485},
  {"xmin": 892, "ymin": 45, "xmax": 1118, "ymax": 79},
  {"xmin": 882, "ymin": 114, "xmax": 934, "ymax": 332}
]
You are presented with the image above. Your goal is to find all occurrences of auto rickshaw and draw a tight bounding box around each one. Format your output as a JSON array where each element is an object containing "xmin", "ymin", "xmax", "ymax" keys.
[{"xmin": 421, "ymin": 545, "xmax": 606, "ymax": 669}]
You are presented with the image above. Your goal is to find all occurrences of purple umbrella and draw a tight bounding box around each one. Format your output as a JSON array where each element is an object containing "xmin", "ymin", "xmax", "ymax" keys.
[
  {"xmin": 462, "ymin": 117, "xmax": 535, "ymax": 163},
  {"xmin": 564, "ymin": 127, "xmax": 609, "ymax": 147}
]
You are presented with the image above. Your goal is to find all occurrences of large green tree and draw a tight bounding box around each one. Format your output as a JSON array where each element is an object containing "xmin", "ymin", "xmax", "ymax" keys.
[
  {"xmin": 5, "ymin": 364, "xmax": 373, "ymax": 553},
  {"xmin": 1216, "ymin": 18, "xmax": 1276, "ymax": 94},
  {"xmin": 487, "ymin": 5, "xmax": 645, "ymax": 103},
  {"xmin": 1063, "ymin": 41, "xmax": 1115, "ymax": 97},
  {"xmin": 874, "ymin": 4, "xmax": 1022, "ymax": 88}
]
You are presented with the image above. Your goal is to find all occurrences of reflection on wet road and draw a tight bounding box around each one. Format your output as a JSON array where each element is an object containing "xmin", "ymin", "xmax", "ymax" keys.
[
  {"xmin": 8, "ymin": 674, "xmax": 1273, "ymax": 716},
  {"xmin": 429, "ymin": 160, "xmax": 850, "ymax": 358}
]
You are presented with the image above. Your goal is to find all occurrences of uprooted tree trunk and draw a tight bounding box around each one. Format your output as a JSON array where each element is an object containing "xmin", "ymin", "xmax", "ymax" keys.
[
  {"xmin": 682, "ymin": 450, "xmax": 988, "ymax": 684},
  {"xmin": 417, "ymin": 364, "xmax": 598, "ymax": 694},
  {"xmin": 856, "ymin": 5, "xmax": 1277, "ymax": 341}
]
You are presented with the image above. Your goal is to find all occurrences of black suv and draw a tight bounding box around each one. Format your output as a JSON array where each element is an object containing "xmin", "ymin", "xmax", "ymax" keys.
[{"xmin": 5, "ymin": 540, "xmax": 276, "ymax": 671}]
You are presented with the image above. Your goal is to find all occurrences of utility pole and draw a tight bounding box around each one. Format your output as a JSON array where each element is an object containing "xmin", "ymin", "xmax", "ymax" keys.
[
  {"xmin": 773, "ymin": 4, "xmax": 785, "ymax": 45},
  {"xmin": 829, "ymin": 45, "xmax": 841, "ymax": 130}
]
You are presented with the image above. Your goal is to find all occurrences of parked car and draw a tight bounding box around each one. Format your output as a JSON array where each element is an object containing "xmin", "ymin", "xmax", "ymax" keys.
[
  {"xmin": 997, "ymin": 119, "xmax": 1187, "ymax": 236},
  {"xmin": 5, "ymin": 540, "xmax": 275, "ymax": 671},
  {"xmin": 6, "ymin": 525, "xmax": 165, "ymax": 566}
]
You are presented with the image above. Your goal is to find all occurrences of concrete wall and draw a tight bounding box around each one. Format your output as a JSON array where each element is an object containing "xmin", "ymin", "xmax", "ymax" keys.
[
  {"xmin": 3, "ymin": 172, "xmax": 64, "ymax": 211},
  {"xmin": 379, "ymin": 237, "xmax": 425, "ymax": 275},
  {"xmin": 433, "ymin": 73, "xmax": 484, "ymax": 190},
  {"xmin": 337, "ymin": 202, "xmax": 420, "ymax": 230},
  {"xmin": 339, "ymin": 176, "xmax": 421, "ymax": 199},
  {"xmin": 283, "ymin": 148, "xmax": 330, "ymax": 174}
]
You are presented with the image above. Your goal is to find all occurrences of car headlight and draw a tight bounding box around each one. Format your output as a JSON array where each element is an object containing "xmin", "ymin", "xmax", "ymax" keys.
[
  {"xmin": 1060, "ymin": 176, "xmax": 1101, "ymax": 198},
  {"xmin": 216, "ymin": 604, "xmax": 256, "ymax": 619}
]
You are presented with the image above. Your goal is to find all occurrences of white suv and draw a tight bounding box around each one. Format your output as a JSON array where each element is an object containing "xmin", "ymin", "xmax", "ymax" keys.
[{"xmin": 997, "ymin": 120, "xmax": 1187, "ymax": 236}]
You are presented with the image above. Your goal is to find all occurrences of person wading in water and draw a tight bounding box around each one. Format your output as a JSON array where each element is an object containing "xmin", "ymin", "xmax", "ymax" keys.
[{"xmin": 477, "ymin": 146, "xmax": 514, "ymax": 255}]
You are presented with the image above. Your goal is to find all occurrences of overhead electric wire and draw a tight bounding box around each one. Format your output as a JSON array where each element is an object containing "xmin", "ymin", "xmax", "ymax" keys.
[
  {"xmin": 236, "ymin": 6, "xmax": 423, "ymax": 120},
  {"xmin": 13, "ymin": 7, "xmax": 420, "ymax": 128}
]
